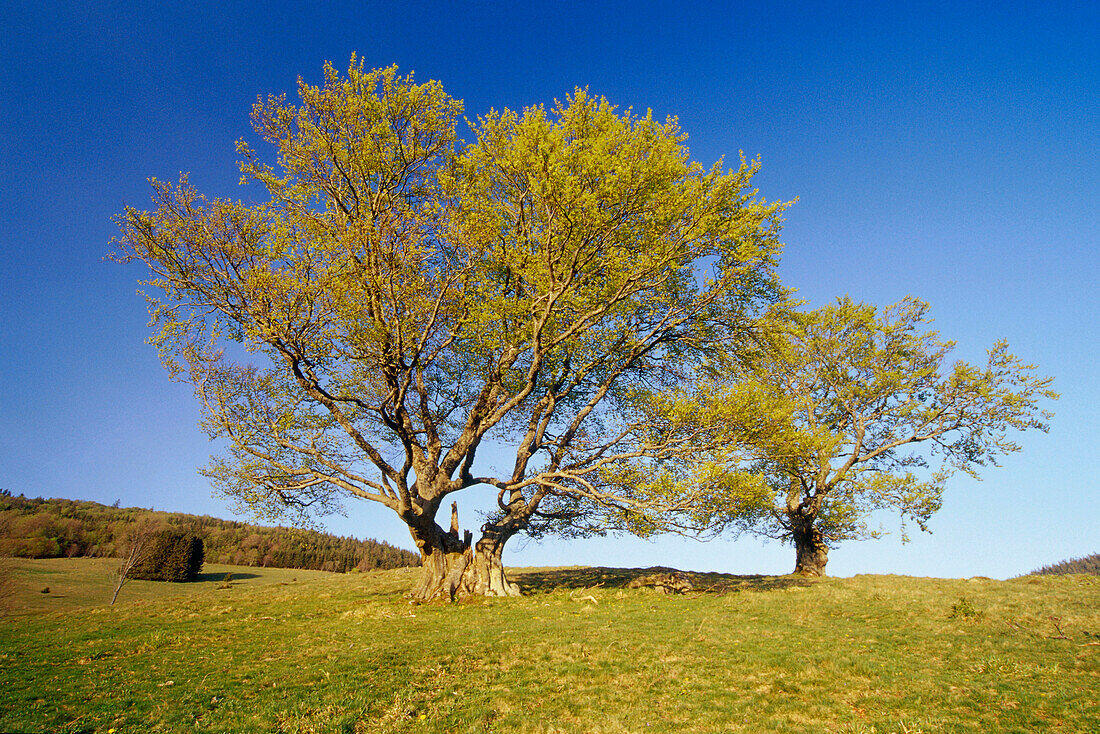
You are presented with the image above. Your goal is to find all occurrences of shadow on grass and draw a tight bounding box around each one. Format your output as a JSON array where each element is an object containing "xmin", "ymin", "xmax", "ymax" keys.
[
  {"xmin": 194, "ymin": 571, "xmax": 260, "ymax": 583},
  {"xmin": 510, "ymin": 566, "xmax": 816, "ymax": 594}
]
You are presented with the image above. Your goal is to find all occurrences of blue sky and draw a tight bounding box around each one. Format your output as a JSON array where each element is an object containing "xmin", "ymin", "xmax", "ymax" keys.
[{"xmin": 1, "ymin": 1, "xmax": 1095, "ymax": 578}]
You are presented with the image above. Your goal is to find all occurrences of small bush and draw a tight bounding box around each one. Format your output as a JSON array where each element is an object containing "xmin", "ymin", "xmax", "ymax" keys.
[
  {"xmin": 948, "ymin": 597, "xmax": 982, "ymax": 620},
  {"xmin": 130, "ymin": 530, "xmax": 203, "ymax": 582}
]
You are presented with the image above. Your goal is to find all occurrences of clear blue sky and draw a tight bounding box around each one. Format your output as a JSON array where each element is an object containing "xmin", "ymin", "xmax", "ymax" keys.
[{"xmin": 1, "ymin": 1, "xmax": 1095, "ymax": 578}]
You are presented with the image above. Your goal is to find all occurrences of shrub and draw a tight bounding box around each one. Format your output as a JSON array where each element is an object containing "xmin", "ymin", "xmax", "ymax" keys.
[
  {"xmin": 130, "ymin": 530, "xmax": 204, "ymax": 582},
  {"xmin": 948, "ymin": 597, "xmax": 982, "ymax": 620}
]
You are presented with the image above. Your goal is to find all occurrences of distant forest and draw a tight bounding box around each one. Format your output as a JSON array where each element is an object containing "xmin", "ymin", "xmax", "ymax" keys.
[
  {"xmin": 0, "ymin": 492, "xmax": 419, "ymax": 572},
  {"xmin": 1028, "ymin": 553, "xmax": 1100, "ymax": 576}
]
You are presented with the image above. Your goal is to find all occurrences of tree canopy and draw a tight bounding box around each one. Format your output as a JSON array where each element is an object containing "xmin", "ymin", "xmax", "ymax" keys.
[
  {"xmin": 702, "ymin": 297, "xmax": 1056, "ymax": 575},
  {"xmin": 114, "ymin": 58, "xmax": 788, "ymax": 599}
]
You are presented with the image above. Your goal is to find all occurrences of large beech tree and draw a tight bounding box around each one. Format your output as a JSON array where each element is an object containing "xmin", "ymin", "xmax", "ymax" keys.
[
  {"xmin": 114, "ymin": 59, "xmax": 787, "ymax": 599},
  {"xmin": 705, "ymin": 297, "xmax": 1056, "ymax": 576}
]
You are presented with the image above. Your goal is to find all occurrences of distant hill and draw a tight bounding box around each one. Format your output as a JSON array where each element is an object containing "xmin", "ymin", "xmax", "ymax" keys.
[
  {"xmin": 1027, "ymin": 553, "xmax": 1100, "ymax": 576},
  {"xmin": 0, "ymin": 491, "xmax": 419, "ymax": 572}
]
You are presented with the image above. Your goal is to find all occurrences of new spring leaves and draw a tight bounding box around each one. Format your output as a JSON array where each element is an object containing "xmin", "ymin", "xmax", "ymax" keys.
[
  {"xmin": 114, "ymin": 59, "xmax": 1053, "ymax": 596},
  {"xmin": 699, "ymin": 298, "xmax": 1055, "ymax": 575}
]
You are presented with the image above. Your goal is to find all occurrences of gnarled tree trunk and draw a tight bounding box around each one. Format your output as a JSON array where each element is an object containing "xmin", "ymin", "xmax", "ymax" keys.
[
  {"xmin": 405, "ymin": 503, "xmax": 521, "ymax": 601},
  {"xmin": 464, "ymin": 522, "xmax": 521, "ymax": 597},
  {"xmin": 407, "ymin": 502, "xmax": 473, "ymax": 602},
  {"xmin": 791, "ymin": 517, "xmax": 829, "ymax": 577}
]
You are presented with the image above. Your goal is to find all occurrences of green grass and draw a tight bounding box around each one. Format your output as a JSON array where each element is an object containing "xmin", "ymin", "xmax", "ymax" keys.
[
  {"xmin": 0, "ymin": 557, "xmax": 339, "ymax": 615},
  {"xmin": 1, "ymin": 560, "xmax": 1097, "ymax": 733}
]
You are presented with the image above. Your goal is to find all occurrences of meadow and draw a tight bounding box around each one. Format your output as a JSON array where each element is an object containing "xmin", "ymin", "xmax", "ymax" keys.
[{"xmin": 0, "ymin": 559, "xmax": 1096, "ymax": 733}]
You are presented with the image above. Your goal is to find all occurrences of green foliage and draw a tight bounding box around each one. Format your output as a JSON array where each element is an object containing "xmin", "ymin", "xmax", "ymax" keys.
[
  {"xmin": 129, "ymin": 529, "xmax": 204, "ymax": 582},
  {"xmin": 702, "ymin": 297, "xmax": 1056, "ymax": 569},
  {"xmin": 112, "ymin": 58, "xmax": 788, "ymax": 594},
  {"xmin": 1027, "ymin": 553, "xmax": 1100, "ymax": 576},
  {"xmin": 948, "ymin": 597, "xmax": 982, "ymax": 620}
]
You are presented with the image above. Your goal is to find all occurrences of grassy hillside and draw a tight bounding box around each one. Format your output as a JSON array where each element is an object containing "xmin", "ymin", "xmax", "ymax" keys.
[
  {"xmin": 0, "ymin": 557, "xmax": 339, "ymax": 616},
  {"xmin": 1, "ymin": 559, "xmax": 1097, "ymax": 733}
]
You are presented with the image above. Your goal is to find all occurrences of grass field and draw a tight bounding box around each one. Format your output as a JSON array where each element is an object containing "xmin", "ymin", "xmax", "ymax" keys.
[{"xmin": 0, "ymin": 559, "xmax": 1097, "ymax": 733}]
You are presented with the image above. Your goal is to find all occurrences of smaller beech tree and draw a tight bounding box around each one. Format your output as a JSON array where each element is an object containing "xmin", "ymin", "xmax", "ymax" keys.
[{"xmin": 705, "ymin": 297, "xmax": 1056, "ymax": 576}]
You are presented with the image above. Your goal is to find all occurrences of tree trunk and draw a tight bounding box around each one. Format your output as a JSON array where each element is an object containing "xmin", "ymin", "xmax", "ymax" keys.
[
  {"xmin": 461, "ymin": 488, "xmax": 532, "ymax": 598},
  {"xmin": 405, "ymin": 502, "xmax": 522, "ymax": 600},
  {"xmin": 791, "ymin": 519, "xmax": 829, "ymax": 577},
  {"xmin": 407, "ymin": 502, "xmax": 474, "ymax": 602},
  {"xmin": 464, "ymin": 523, "xmax": 521, "ymax": 597}
]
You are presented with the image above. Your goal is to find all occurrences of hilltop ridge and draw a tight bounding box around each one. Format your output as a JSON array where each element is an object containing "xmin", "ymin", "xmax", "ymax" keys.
[{"xmin": 0, "ymin": 491, "xmax": 419, "ymax": 572}]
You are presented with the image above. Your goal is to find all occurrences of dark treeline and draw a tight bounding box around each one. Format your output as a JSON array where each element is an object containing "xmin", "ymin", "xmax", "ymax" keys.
[
  {"xmin": 0, "ymin": 492, "xmax": 419, "ymax": 573},
  {"xmin": 1028, "ymin": 553, "xmax": 1100, "ymax": 576}
]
